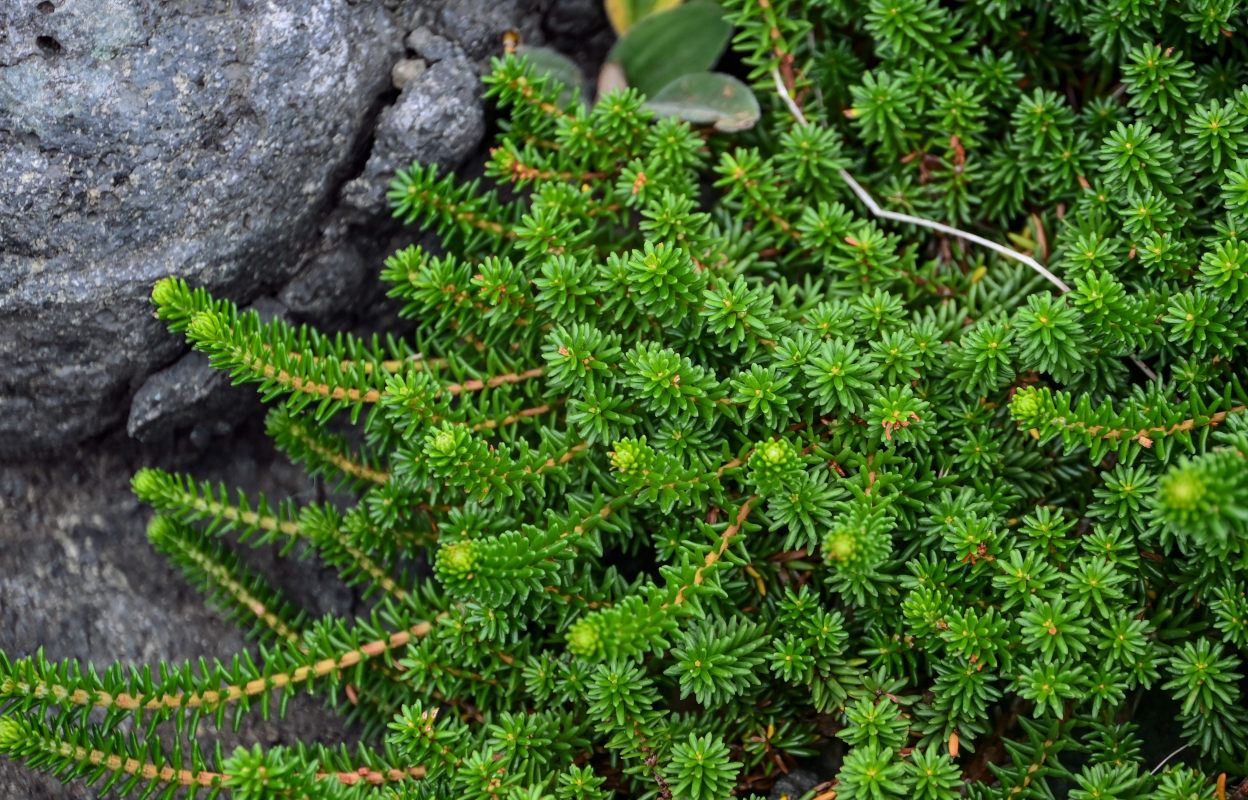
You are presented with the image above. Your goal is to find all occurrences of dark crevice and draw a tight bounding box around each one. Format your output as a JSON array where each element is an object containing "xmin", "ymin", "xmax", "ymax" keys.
[
  {"xmin": 275, "ymin": 78, "xmax": 410, "ymax": 335},
  {"xmin": 321, "ymin": 80, "xmax": 406, "ymax": 230},
  {"xmin": 315, "ymin": 81, "xmax": 403, "ymax": 239},
  {"xmin": 35, "ymin": 35, "xmax": 62, "ymax": 56}
]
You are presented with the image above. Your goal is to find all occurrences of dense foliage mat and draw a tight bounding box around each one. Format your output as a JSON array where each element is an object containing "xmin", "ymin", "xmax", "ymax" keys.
[{"xmin": 4, "ymin": 0, "xmax": 1248, "ymax": 797}]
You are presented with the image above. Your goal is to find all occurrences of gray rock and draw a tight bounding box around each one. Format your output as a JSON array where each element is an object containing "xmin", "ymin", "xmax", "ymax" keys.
[
  {"xmin": 126, "ymin": 350, "xmax": 242, "ymax": 444},
  {"xmin": 767, "ymin": 767, "xmax": 824, "ymax": 800},
  {"xmin": 405, "ymin": 25, "xmax": 462, "ymax": 63},
  {"xmin": 127, "ymin": 295, "xmax": 296, "ymax": 445},
  {"xmin": 0, "ymin": 0, "xmax": 602, "ymax": 459},
  {"xmin": 0, "ymin": 435, "xmax": 362, "ymax": 800},
  {"xmin": 391, "ymin": 57, "xmax": 428, "ymax": 90},
  {"xmin": 0, "ymin": 0, "xmax": 402, "ymax": 458},
  {"xmin": 433, "ymin": 0, "xmax": 547, "ymax": 64},
  {"xmin": 340, "ymin": 57, "xmax": 485, "ymax": 218},
  {"xmin": 277, "ymin": 246, "xmax": 371, "ymax": 325}
]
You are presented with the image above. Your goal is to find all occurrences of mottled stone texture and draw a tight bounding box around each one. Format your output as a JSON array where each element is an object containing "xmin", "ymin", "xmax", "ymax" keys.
[
  {"xmin": 340, "ymin": 55, "xmax": 484, "ymax": 218},
  {"xmin": 0, "ymin": 427, "xmax": 364, "ymax": 800},
  {"xmin": 0, "ymin": 0, "xmax": 400, "ymax": 456},
  {"xmin": 0, "ymin": 0, "xmax": 614, "ymax": 458}
]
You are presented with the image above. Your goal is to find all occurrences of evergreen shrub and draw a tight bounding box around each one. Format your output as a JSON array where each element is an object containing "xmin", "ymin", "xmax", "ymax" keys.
[{"xmin": 4, "ymin": 0, "xmax": 1248, "ymax": 797}]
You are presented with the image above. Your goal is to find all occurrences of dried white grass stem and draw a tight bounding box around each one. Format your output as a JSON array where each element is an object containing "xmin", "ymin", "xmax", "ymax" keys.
[
  {"xmin": 771, "ymin": 67, "xmax": 1162, "ymax": 383},
  {"xmin": 1128, "ymin": 354, "xmax": 1159, "ymax": 381},
  {"xmin": 1149, "ymin": 743, "xmax": 1190, "ymax": 775},
  {"xmin": 768, "ymin": 65, "xmax": 1158, "ymax": 379},
  {"xmin": 771, "ymin": 68, "xmax": 1072, "ymax": 293}
]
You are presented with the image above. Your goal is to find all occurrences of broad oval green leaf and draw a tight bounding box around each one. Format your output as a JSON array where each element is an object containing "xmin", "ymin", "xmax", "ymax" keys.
[
  {"xmin": 606, "ymin": 0, "xmax": 733, "ymax": 99},
  {"xmin": 643, "ymin": 72, "xmax": 761, "ymax": 132},
  {"xmin": 516, "ymin": 45, "xmax": 587, "ymax": 107}
]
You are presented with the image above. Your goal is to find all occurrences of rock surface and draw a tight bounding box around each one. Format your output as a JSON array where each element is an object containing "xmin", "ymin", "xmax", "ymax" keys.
[
  {"xmin": 0, "ymin": 0, "xmax": 401, "ymax": 457},
  {"xmin": 0, "ymin": 423, "xmax": 367, "ymax": 800},
  {"xmin": 766, "ymin": 767, "xmax": 824, "ymax": 800},
  {"xmin": 0, "ymin": 0, "xmax": 615, "ymax": 459},
  {"xmin": 125, "ymin": 295, "xmax": 287, "ymax": 445},
  {"xmin": 339, "ymin": 56, "xmax": 484, "ymax": 219}
]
